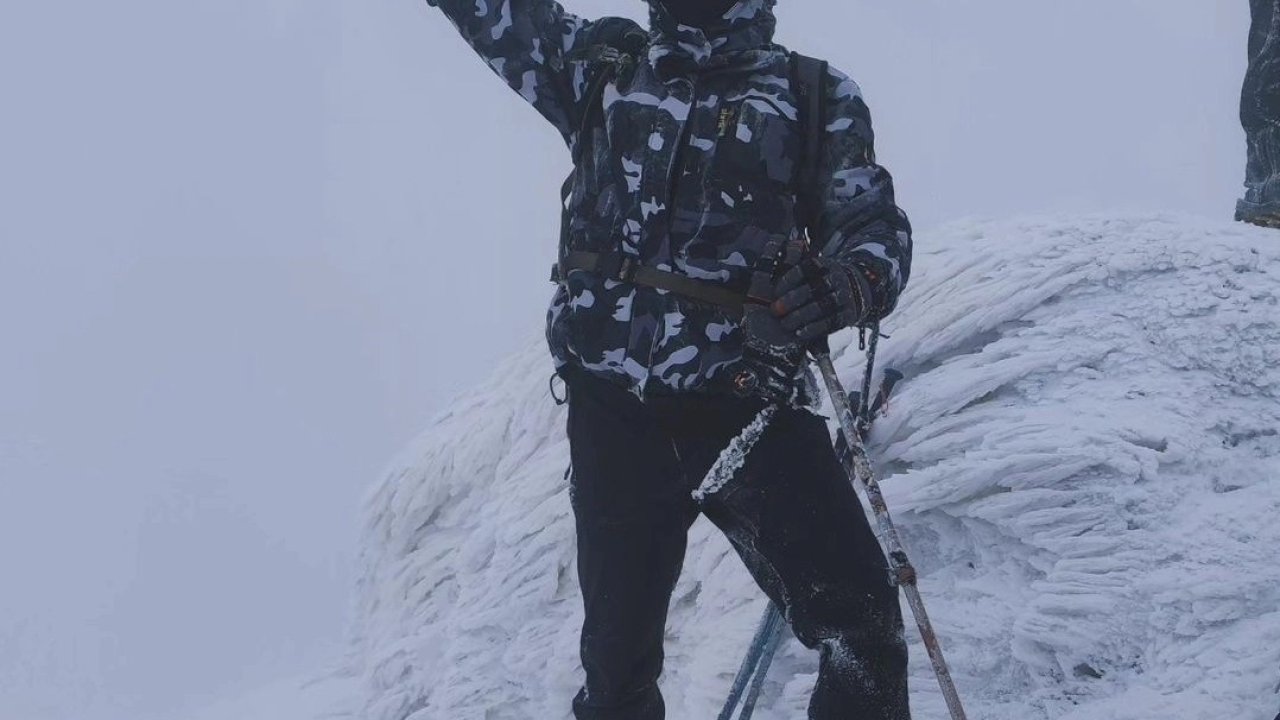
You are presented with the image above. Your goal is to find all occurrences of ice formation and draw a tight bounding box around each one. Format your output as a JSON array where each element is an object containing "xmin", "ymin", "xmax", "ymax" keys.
[{"xmin": 349, "ymin": 215, "xmax": 1280, "ymax": 720}]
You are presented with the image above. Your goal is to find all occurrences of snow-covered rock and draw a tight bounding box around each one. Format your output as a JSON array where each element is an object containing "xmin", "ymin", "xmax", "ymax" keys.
[{"xmin": 351, "ymin": 215, "xmax": 1280, "ymax": 720}]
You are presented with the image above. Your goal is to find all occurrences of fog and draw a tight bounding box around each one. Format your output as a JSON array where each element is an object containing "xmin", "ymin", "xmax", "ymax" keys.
[{"xmin": 0, "ymin": 1, "xmax": 1247, "ymax": 718}]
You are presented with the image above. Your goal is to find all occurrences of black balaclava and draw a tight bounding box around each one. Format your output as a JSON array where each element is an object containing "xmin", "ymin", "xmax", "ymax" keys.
[{"xmin": 658, "ymin": 0, "xmax": 740, "ymax": 29}]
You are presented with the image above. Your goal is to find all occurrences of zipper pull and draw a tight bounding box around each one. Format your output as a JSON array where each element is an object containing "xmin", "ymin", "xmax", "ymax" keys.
[{"xmin": 717, "ymin": 106, "xmax": 737, "ymax": 138}]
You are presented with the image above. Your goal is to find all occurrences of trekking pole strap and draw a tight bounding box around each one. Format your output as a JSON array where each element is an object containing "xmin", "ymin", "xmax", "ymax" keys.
[
  {"xmin": 850, "ymin": 321, "xmax": 881, "ymax": 440},
  {"xmin": 789, "ymin": 52, "xmax": 829, "ymax": 241}
]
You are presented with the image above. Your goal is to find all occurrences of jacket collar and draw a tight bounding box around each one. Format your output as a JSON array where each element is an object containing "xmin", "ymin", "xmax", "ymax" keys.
[{"xmin": 645, "ymin": 0, "xmax": 778, "ymax": 80}]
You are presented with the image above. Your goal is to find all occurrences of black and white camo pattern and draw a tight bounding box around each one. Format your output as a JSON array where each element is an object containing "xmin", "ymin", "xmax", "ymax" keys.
[{"xmin": 426, "ymin": 0, "xmax": 913, "ymax": 397}]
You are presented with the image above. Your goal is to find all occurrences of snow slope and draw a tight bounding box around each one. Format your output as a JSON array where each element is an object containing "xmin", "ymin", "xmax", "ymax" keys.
[{"xmin": 351, "ymin": 215, "xmax": 1280, "ymax": 720}]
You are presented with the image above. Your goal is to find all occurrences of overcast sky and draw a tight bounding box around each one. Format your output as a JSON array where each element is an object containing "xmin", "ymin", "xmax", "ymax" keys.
[{"xmin": 0, "ymin": 1, "xmax": 1249, "ymax": 718}]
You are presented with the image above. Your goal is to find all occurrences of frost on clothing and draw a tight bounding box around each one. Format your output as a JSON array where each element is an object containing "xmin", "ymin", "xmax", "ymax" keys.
[
  {"xmin": 692, "ymin": 404, "xmax": 777, "ymax": 501},
  {"xmin": 352, "ymin": 216, "xmax": 1280, "ymax": 720},
  {"xmin": 562, "ymin": 369, "xmax": 907, "ymax": 719},
  {"xmin": 425, "ymin": 0, "xmax": 912, "ymax": 395}
]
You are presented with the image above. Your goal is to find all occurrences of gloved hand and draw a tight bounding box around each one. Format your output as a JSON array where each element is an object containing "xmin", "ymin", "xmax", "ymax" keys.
[
  {"xmin": 770, "ymin": 256, "xmax": 871, "ymax": 343},
  {"xmin": 731, "ymin": 305, "xmax": 809, "ymax": 406}
]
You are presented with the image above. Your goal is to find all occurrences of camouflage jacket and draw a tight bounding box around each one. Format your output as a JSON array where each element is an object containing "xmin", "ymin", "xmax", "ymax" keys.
[{"xmin": 426, "ymin": 0, "xmax": 912, "ymax": 397}]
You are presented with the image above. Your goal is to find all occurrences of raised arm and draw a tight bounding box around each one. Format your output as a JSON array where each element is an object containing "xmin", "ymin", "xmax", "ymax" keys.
[{"xmin": 424, "ymin": 0, "xmax": 626, "ymax": 143}]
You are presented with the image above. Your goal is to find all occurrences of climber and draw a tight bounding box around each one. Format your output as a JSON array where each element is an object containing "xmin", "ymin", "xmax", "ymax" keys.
[
  {"xmin": 1239, "ymin": 0, "xmax": 1280, "ymax": 227},
  {"xmin": 421, "ymin": 0, "xmax": 914, "ymax": 718}
]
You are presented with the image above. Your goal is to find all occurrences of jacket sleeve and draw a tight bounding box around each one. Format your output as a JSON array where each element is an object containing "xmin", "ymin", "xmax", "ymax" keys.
[
  {"xmin": 423, "ymin": 0, "xmax": 622, "ymax": 144},
  {"xmin": 813, "ymin": 66, "xmax": 913, "ymax": 322}
]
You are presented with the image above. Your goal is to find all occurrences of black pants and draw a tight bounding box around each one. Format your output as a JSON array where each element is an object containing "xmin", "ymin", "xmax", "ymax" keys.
[
  {"xmin": 1239, "ymin": 0, "xmax": 1280, "ymax": 222},
  {"xmin": 563, "ymin": 368, "xmax": 910, "ymax": 720}
]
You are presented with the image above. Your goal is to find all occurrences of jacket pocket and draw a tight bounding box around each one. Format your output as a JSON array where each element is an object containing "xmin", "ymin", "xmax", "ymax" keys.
[{"xmin": 707, "ymin": 95, "xmax": 799, "ymax": 197}]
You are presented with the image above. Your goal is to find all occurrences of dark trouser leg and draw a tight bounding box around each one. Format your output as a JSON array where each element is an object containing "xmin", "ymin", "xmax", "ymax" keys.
[
  {"xmin": 564, "ymin": 371, "xmax": 698, "ymax": 720},
  {"xmin": 1239, "ymin": 0, "xmax": 1280, "ymax": 224},
  {"xmin": 679, "ymin": 406, "xmax": 911, "ymax": 720}
]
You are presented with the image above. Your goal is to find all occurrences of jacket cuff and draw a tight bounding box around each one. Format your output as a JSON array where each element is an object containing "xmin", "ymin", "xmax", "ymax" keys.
[{"xmin": 842, "ymin": 264, "xmax": 875, "ymax": 326}]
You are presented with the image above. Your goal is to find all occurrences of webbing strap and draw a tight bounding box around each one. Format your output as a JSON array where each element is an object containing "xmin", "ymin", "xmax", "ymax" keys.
[
  {"xmin": 553, "ymin": 251, "xmax": 762, "ymax": 319},
  {"xmin": 790, "ymin": 52, "xmax": 829, "ymax": 243},
  {"xmin": 554, "ymin": 53, "xmax": 830, "ymax": 326},
  {"xmin": 560, "ymin": 59, "xmax": 621, "ymax": 258}
]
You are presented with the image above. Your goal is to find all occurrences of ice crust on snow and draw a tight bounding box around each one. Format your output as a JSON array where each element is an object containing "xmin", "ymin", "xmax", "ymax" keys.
[{"xmin": 350, "ymin": 215, "xmax": 1280, "ymax": 720}]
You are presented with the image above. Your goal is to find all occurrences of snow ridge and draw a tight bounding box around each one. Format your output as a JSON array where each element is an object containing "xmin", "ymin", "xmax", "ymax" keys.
[{"xmin": 351, "ymin": 215, "xmax": 1280, "ymax": 720}]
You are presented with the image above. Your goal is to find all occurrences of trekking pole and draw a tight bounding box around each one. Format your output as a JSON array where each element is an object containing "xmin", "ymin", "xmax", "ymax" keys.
[
  {"xmin": 717, "ymin": 605, "xmax": 784, "ymax": 720},
  {"xmin": 739, "ymin": 610, "xmax": 786, "ymax": 718},
  {"xmin": 718, "ymin": 330, "xmax": 894, "ymax": 720},
  {"xmin": 812, "ymin": 327, "xmax": 970, "ymax": 720},
  {"xmin": 721, "ymin": 326, "xmax": 901, "ymax": 717}
]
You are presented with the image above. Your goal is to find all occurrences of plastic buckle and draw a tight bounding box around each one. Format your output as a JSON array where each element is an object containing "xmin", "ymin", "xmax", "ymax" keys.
[
  {"xmin": 755, "ymin": 256, "xmax": 778, "ymax": 277},
  {"xmin": 600, "ymin": 253, "xmax": 637, "ymax": 283},
  {"xmin": 617, "ymin": 256, "xmax": 638, "ymax": 282}
]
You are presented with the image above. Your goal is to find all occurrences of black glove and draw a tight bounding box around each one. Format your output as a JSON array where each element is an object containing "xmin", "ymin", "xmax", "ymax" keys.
[
  {"xmin": 731, "ymin": 305, "xmax": 809, "ymax": 406},
  {"xmin": 770, "ymin": 256, "xmax": 871, "ymax": 343}
]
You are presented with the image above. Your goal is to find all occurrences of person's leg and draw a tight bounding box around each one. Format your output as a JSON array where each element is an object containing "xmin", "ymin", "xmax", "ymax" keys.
[
  {"xmin": 564, "ymin": 370, "xmax": 699, "ymax": 720},
  {"xmin": 692, "ymin": 406, "xmax": 910, "ymax": 720},
  {"xmin": 1239, "ymin": 0, "xmax": 1280, "ymax": 225}
]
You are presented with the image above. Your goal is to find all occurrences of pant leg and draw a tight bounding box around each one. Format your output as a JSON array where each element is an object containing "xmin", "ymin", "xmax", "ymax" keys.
[
  {"xmin": 564, "ymin": 370, "xmax": 699, "ymax": 720},
  {"xmin": 1239, "ymin": 0, "xmax": 1280, "ymax": 222},
  {"xmin": 693, "ymin": 406, "xmax": 910, "ymax": 720}
]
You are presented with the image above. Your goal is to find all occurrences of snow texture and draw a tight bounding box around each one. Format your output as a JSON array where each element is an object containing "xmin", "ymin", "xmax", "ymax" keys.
[
  {"xmin": 350, "ymin": 215, "xmax": 1280, "ymax": 720},
  {"xmin": 693, "ymin": 405, "xmax": 778, "ymax": 501}
]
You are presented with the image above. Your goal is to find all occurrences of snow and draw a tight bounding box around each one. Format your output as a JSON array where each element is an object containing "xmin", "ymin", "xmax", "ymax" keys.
[
  {"xmin": 175, "ymin": 665, "xmax": 360, "ymax": 720},
  {"xmin": 348, "ymin": 214, "xmax": 1280, "ymax": 720},
  {"xmin": 694, "ymin": 405, "xmax": 778, "ymax": 501}
]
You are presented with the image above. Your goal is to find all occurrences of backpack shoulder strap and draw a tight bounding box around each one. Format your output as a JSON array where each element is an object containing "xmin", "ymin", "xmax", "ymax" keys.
[
  {"xmin": 558, "ymin": 29, "xmax": 647, "ymax": 265},
  {"xmin": 789, "ymin": 51, "xmax": 829, "ymax": 244},
  {"xmin": 566, "ymin": 22, "xmax": 647, "ymax": 165},
  {"xmin": 560, "ymin": 60, "xmax": 616, "ymax": 251}
]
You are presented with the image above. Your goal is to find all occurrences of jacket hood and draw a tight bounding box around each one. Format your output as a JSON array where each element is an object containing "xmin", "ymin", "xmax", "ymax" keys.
[{"xmin": 645, "ymin": 0, "xmax": 778, "ymax": 76}]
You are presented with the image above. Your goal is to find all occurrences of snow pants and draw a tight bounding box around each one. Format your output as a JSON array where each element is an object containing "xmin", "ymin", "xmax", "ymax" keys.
[
  {"xmin": 1239, "ymin": 0, "xmax": 1280, "ymax": 222},
  {"xmin": 562, "ymin": 367, "xmax": 910, "ymax": 720}
]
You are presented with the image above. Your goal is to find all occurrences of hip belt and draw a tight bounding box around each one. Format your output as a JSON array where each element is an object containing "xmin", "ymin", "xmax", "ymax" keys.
[{"xmin": 551, "ymin": 251, "xmax": 768, "ymax": 320}]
